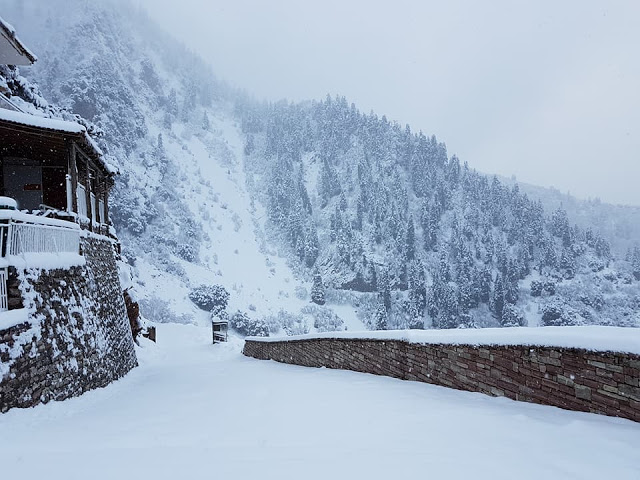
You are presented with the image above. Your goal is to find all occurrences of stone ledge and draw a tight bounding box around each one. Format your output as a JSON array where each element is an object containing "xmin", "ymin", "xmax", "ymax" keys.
[{"xmin": 0, "ymin": 237, "xmax": 137, "ymax": 413}]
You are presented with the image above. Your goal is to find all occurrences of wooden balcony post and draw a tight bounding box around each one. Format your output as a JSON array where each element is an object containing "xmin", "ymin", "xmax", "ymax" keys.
[
  {"xmin": 85, "ymin": 158, "xmax": 92, "ymax": 231},
  {"xmin": 68, "ymin": 141, "xmax": 78, "ymax": 215}
]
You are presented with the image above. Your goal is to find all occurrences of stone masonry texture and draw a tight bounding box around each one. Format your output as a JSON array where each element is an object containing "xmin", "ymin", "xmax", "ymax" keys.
[
  {"xmin": 0, "ymin": 237, "xmax": 138, "ymax": 413},
  {"xmin": 243, "ymin": 337, "xmax": 640, "ymax": 422}
]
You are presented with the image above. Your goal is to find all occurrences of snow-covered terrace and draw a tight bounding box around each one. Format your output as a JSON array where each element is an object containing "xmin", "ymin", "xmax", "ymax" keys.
[{"xmin": 1, "ymin": 323, "xmax": 637, "ymax": 479}]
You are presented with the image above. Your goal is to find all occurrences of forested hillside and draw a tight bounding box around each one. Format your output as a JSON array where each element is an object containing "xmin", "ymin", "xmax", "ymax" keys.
[
  {"xmin": 3, "ymin": 0, "xmax": 639, "ymax": 332},
  {"xmin": 237, "ymin": 97, "xmax": 640, "ymax": 329}
]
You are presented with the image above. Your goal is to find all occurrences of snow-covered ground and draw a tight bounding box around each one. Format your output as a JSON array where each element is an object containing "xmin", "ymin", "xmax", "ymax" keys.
[{"xmin": 1, "ymin": 323, "xmax": 638, "ymax": 479}]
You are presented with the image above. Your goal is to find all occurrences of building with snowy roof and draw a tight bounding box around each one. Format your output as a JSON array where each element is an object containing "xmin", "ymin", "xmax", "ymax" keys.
[
  {"xmin": 0, "ymin": 14, "xmax": 115, "ymax": 238},
  {"xmin": 0, "ymin": 17, "xmax": 137, "ymax": 412},
  {"xmin": 0, "ymin": 108, "xmax": 115, "ymax": 231}
]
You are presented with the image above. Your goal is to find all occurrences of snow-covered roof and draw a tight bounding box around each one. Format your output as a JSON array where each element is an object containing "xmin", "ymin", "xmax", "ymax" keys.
[
  {"xmin": 0, "ymin": 107, "xmax": 85, "ymax": 133},
  {"xmin": 248, "ymin": 326, "xmax": 640, "ymax": 355},
  {"xmin": 0, "ymin": 16, "xmax": 37, "ymax": 65},
  {"xmin": 0, "ymin": 108, "xmax": 116, "ymax": 174}
]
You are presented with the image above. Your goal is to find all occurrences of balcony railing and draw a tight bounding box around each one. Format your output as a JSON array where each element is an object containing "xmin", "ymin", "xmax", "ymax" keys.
[
  {"xmin": 0, "ymin": 210, "xmax": 82, "ymax": 312},
  {"xmin": 0, "ymin": 210, "xmax": 81, "ymax": 258}
]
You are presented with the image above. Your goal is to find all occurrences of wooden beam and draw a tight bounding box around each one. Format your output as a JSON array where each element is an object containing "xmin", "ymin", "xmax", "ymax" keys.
[
  {"xmin": 85, "ymin": 155, "xmax": 92, "ymax": 232},
  {"xmin": 68, "ymin": 141, "xmax": 78, "ymax": 215},
  {"xmin": 104, "ymin": 179, "xmax": 110, "ymax": 227}
]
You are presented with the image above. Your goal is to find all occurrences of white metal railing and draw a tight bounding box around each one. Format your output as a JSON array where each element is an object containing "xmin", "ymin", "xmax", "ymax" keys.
[
  {"xmin": 77, "ymin": 183, "xmax": 88, "ymax": 218},
  {"xmin": 0, "ymin": 210, "xmax": 80, "ymax": 258},
  {"xmin": 0, "ymin": 268, "xmax": 7, "ymax": 312}
]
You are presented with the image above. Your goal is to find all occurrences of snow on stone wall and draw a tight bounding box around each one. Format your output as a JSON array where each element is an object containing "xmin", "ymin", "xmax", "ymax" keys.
[
  {"xmin": 244, "ymin": 336, "xmax": 640, "ymax": 423},
  {"xmin": 0, "ymin": 237, "xmax": 137, "ymax": 412}
]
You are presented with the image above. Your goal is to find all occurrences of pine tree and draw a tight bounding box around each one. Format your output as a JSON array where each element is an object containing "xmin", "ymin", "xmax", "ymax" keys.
[
  {"xmin": 378, "ymin": 267, "xmax": 392, "ymax": 312},
  {"xmin": 436, "ymin": 284, "xmax": 459, "ymax": 329},
  {"xmin": 491, "ymin": 274, "xmax": 505, "ymax": 320},
  {"xmin": 405, "ymin": 218, "xmax": 416, "ymax": 261},
  {"xmin": 311, "ymin": 272, "xmax": 326, "ymax": 305},
  {"xmin": 202, "ymin": 111, "xmax": 210, "ymax": 130},
  {"xmin": 318, "ymin": 157, "xmax": 341, "ymax": 208},
  {"xmin": 559, "ymin": 248, "xmax": 576, "ymax": 279},
  {"xmin": 374, "ymin": 298, "xmax": 388, "ymax": 330},
  {"xmin": 505, "ymin": 259, "xmax": 520, "ymax": 304},
  {"xmin": 407, "ymin": 261, "xmax": 426, "ymax": 325},
  {"xmin": 167, "ymin": 88, "xmax": 178, "ymax": 117},
  {"xmin": 478, "ymin": 267, "xmax": 492, "ymax": 304}
]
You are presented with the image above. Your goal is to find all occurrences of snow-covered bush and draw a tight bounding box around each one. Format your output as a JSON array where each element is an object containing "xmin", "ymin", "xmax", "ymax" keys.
[
  {"xmin": 176, "ymin": 243, "xmax": 198, "ymax": 263},
  {"xmin": 139, "ymin": 296, "xmax": 194, "ymax": 324},
  {"xmin": 501, "ymin": 304, "xmax": 525, "ymax": 327},
  {"xmin": 540, "ymin": 303, "xmax": 580, "ymax": 326},
  {"xmin": 230, "ymin": 311, "xmax": 269, "ymax": 337},
  {"xmin": 301, "ymin": 305, "xmax": 344, "ymax": 333},
  {"xmin": 530, "ymin": 279, "xmax": 556, "ymax": 297},
  {"xmin": 188, "ymin": 284, "xmax": 230, "ymax": 316},
  {"xmin": 294, "ymin": 286, "xmax": 308, "ymax": 301},
  {"xmin": 264, "ymin": 310, "xmax": 309, "ymax": 336},
  {"xmin": 280, "ymin": 311, "xmax": 309, "ymax": 336}
]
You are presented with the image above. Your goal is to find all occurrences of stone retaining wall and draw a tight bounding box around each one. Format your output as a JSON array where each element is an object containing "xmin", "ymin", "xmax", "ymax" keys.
[
  {"xmin": 0, "ymin": 237, "xmax": 138, "ymax": 412},
  {"xmin": 243, "ymin": 337, "xmax": 640, "ymax": 422}
]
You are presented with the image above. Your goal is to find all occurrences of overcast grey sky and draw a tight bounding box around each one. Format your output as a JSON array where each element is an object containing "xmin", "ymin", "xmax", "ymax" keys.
[{"xmin": 135, "ymin": 0, "xmax": 640, "ymax": 206}]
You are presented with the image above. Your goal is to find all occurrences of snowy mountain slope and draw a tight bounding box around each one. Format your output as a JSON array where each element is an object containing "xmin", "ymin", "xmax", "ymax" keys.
[
  {"xmin": 2, "ymin": 0, "xmax": 638, "ymax": 333},
  {"xmin": 238, "ymin": 99, "xmax": 640, "ymax": 329},
  {"xmin": 1, "ymin": 0, "xmax": 365, "ymax": 333},
  {"xmin": 129, "ymin": 114, "xmax": 311, "ymax": 323}
]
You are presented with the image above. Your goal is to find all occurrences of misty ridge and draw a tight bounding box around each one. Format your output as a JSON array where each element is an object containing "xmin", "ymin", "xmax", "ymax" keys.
[{"xmin": 2, "ymin": 0, "xmax": 639, "ymax": 335}]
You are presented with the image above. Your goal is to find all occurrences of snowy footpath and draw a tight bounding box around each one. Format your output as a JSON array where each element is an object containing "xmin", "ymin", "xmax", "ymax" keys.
[{"xmin": 0, "ymin": 324, "xmax": 639, "ymax": 480}]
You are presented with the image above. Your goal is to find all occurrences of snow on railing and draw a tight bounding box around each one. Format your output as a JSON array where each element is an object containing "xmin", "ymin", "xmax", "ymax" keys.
[
  {"xmin": 0, "ymin": 210, "xmax": 80, "ymax": 259},
  {"xmin": 77, "ymin": 184, "xmax": 88, "ymax": 218}
]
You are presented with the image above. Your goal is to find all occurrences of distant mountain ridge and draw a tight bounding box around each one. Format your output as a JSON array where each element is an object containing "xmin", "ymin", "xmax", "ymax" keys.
[{"xmin": 497, "ymin": 175, "xmax": 640, "ymax": 255}]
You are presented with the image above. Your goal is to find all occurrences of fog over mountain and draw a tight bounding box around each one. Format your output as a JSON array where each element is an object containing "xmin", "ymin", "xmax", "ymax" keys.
[{"xmin": 136, "ymin": 0, "xmax": 640, "ymax": 207}]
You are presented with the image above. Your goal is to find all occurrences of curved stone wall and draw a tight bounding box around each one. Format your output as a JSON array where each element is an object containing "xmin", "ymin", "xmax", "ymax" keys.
[
  {"xmin": 244, "ymin": 337, "xmax": 640, "ymax": 422},
  {"xmin": 0, "ymin": 236, "xmax": 137, "ymax": 412}
]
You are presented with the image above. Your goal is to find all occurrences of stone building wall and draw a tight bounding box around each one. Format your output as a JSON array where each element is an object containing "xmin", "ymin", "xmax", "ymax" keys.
[
  {"xmin": 0, "ymin": 236, "xmax": 137, "ymax": 412},
  {"xmin": 244, "ymin": 337, "xmax": 640, "ymax": 422}
]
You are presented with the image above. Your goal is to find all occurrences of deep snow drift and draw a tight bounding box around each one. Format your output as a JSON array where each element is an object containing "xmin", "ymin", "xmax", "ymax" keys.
[{"xmin": 0, "ymin": 324, "xmax": 638, "ymax": 480}]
